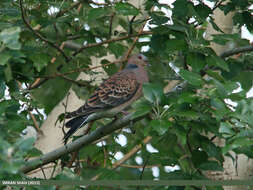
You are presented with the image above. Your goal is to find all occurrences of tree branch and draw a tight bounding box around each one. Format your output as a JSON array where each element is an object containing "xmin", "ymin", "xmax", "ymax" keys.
[
  {"xmin": 43, "ymin": 58, "xmax": 127, "ymax": 79},
  {"xmin": 220, "ymin": 44, "xmax": 253, "ymax": 58},
  {"xmin": 19, "ymin": 0, "xmax": 71, "ymax": 62},
  {"xmin": 72, "ymin": 31, "xmax": 152, "ymax": 56},
  {"xmin": 20, "ymin": 113, "xmax": 146, "ymax": 173},
  {"xmin": 27, "ymin": 31, "xmax": 152, "ymax": 87},
  {"xmin": 58, "ymin": 75, "xmax": 93, "ymax": 87}
]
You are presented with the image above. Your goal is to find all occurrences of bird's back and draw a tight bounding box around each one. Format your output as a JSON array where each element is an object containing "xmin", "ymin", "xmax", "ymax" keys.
[{"xmin": 65, "ymin": 69, "xmax": 139, "ymax": 119}]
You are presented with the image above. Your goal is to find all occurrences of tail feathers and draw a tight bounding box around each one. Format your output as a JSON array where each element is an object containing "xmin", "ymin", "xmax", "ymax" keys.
[
  {"xmin": 65, "ymin": 104, "xmax": 95, "ymax": 119},
  {"xmin": 63, "ymin": 115, "xmax": 89, "ymax": 144}
]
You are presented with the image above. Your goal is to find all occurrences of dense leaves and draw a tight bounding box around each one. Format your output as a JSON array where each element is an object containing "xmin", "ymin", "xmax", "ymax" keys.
[{"xmin": 1, "ymin": 0, "xmax": 253, "ymax": 189}]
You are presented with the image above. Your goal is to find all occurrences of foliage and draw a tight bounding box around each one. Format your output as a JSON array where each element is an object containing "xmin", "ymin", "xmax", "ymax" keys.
[{"xmin": 1, "ymin": 0, "xmax": 253, "ymax": 189}]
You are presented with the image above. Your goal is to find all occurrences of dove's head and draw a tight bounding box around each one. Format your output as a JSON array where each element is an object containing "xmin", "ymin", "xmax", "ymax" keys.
[
  {"xmin": 126, "ymin": 53, "xmax": 149, "ymax": 83},
  {"xmin": 126, "ymin": 54, "xmax": 148, "ymax": 69}
]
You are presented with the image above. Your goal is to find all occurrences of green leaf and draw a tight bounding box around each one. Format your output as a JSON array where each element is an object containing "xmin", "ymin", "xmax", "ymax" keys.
[
  {"xmin": 206, "ymin": 55, "xmax": 229, "ymax": 71},
  {"xmin": 194, "ymin": 3, "xmax": 212, "ymax": 21},
  {"xmin": 206, "ymin": 70, "xmax": 225, "ymax": 82},
  {"xmin": 174, "ymin": 111, "xmax": 199, "ymax": 119},
  {"xmin": 101, "ymin": 59, "xmax": 118, "ymax": 76},
  {"xmin": 219, "ymin": 122, "xmax": 234, "ymax": 136},
  {"xmin": 211, "ymin": 98, "xmax": 226, "ymax": 110},
  {"xmin": 115, "ymin": 2, "xmax": 139, "ymax": 16},
  {"xmin": 26, "ymin": 147, "xmax": 43, "ymax": 157},
  {"xmin": 177, "ymin": 92, "xmax": 197, "ymax": 104},
  {"xmin": 166, "ymin": 39, "xmax": 187, "ymax": 52},
  {"xmin": 30, "ymin": 53, "xmax": 50, "ymax": 72},
  {"xmin": 149, "ymin": 119, "xmax": 172, "ymax": 135},
  {"xmin": 88, "ymin": 8, "xmax": 111, "ymax": 21},
  {"xmin": 173, "ymin": 0, "xmax": 188, "ymax": 18},
  {"xmin": 0, "ymin": 81, "xmax": 5, "ymax": 98},
  {"xmin": 234, "ymin": 71, "xmax": 253, "ymax": 91},
  {"xmin": 186, "ymin": 52, "xmax": 205, "ymax": 72},
  {"xmin": 150, "ymin": 12, "xmax": 169, "ymax": 25},
  {"xmin": 131, "ymin": 98, "xmax": 152, "ymax": 119},
  {"xmin": 4, "ymin": 63, "xmax": 12, "ymax": 82},
  {"xmin": 0, "ymin": 52, "xmax": 11, "ymax": 65},
  {"xmin": 199, "ymin": 161, "xmax": 223, "ymax": 171},
  {"xmin": 222, "ymin": 137, "xmax": 253, "ymax": 154},
  {"xmin": 234, "ymin": 146, "xmax": 253, "ymax": 158},
  {"xmin": 179, "ymin": 70, "xmax": 204, "ymax": 86},
  {"xmin": 191, "ymin": 149, "xmax": 208, "ymax": 167},
  {"xmin": 198, "ymin": 135, "xmax": 224, "ymax": 163},
  {"xmin": 150, "ymin": 34, "xmax": 169, "ymax": 55},
  {"xmin": 16, "ymin": 137, "xmax": 36, "ymax": 152},
  {"xmin": 108, "ymin": 43, "xmax": 127, "ymax": 58},
  {"xmin": 143, "ymin": 83, "xmax": 164, "ymax": 104},
  {"xmin": 0, "ymin": 26, "xmax": 21, "ymax": 50},
  {"xmin": 72, "ymin": 82, "xmax": 91, "ymax": 100}
]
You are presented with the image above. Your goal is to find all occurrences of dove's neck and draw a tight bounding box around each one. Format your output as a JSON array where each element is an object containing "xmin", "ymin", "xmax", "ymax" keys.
[{"xmin": 135, "ymin": 66, "xmax": 149, "ymax": 83}]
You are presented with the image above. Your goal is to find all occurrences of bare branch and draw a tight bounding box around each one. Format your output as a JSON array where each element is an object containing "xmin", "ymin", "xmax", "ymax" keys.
[
  {"xmin": 220, "ymin": 45, "xmax": 253, "ymax": 58},
  {"xmin": 20, "ymin": 113, "xmax": 147, "ymax": 173},
  {"xmin": 58, "ymin": 75, "xmax": 92, "ymax": 87},
  {"xmin": 28, "ymin": 78, "xmax": 48, "ymax": 90}
]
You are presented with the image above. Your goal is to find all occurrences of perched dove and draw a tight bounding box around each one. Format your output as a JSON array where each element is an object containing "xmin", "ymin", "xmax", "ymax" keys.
[{"xmin": 63, "ymin": 54, "xmax": 149, "ymax": 144}]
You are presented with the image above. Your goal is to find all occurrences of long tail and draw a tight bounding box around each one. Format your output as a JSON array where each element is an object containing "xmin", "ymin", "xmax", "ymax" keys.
[{"xmin": 63, "ymin": 115, "xmax": 89, "ymax": 144}]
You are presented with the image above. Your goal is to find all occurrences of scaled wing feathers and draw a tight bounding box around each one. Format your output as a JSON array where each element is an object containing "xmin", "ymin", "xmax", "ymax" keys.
[{"xmin": 65, "ymin": 70, "xmax": 139, "ymax": 118}]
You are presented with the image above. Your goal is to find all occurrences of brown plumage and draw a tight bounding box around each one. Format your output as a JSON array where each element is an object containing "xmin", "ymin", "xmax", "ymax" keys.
[{"xmin": 63, "ymin": 54, "xmax": 149, "ymax": 144}]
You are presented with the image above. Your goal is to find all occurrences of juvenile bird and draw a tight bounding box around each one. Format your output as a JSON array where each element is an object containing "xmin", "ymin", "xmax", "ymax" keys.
[{"xmin": 63, "ymin": 54, "xmax": 149, "ymax": 144}]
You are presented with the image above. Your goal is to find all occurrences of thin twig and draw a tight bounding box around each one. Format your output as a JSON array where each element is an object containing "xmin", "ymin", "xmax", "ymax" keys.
[
  {"xmin": 102, "ymin": 141, "xmax": 107, "ymax": 167},
  {"xmin": 40, "ymin": 167, "xmax": 47, "ymax": 179},
  {"xmin": 28, "ymin": 112, "xmax": 44, "ymax": 135},
  {"xmin": 66, "ymin": 151, "xmax": 79, "ymax": 168},
  {"xmin": 109, "ymin": 12, "xmax": 115, "ymax": 38},
  {"xmin": 137, "ymin": 155, "xmax": 150, "ymax": 190},
  {"xmin": 119, "ymin": 18, "xmax": 150, "ymax": 71},
  {"xmin": 72, "ymin": 31, "xmax": 152, "ymax": 56},
  {"xmin": 50, "ymin": 161, "xmax": 58, "ymax": 178},
  {"xmin": 124, "ymin": 20, "xmax": 148, "ymax": 59},
  {"xmin": 91, "ymin": 136, "xmax": 152, "ymax": 181},
  {"xmin": 212, "ymin": 0, "xmax": 223, "ymax": 12},
  {"xmin": 19, "ymin": 0, "xmax": 71, "ymax": 62},
  {"xmin": 78, "ymin": 159, "xmax": 159, "ymax": 168},
  {"xmin": 129, "ymin": 16, "xmax": 137, "ymax": 35},
  {"xmin": 116, "ymin": 164, "xmax": 159, "ymax": 169},
  {"xmin": 59, "ymin": 75, "xmax": 92, "ymax": 87}
]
